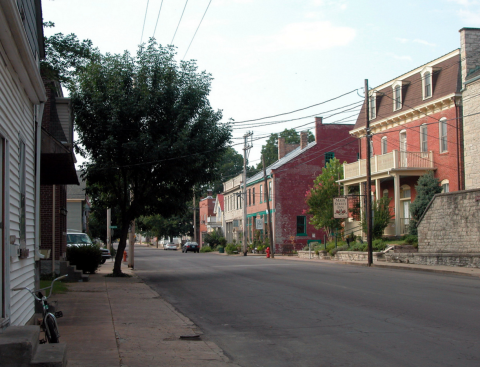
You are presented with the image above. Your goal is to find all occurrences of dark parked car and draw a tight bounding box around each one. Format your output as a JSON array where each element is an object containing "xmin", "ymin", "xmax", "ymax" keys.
[
  {"xmin": 67, "ymin": 231, "xmax": 111, "ymax": 264},
  {"xmin": 182, "ymin": 242, "xmax": 199, "ymax": 253}
]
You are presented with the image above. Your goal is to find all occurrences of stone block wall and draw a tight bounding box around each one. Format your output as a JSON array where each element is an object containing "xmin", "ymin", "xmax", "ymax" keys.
[
  {"xmin": 418, "ymin": 188, "xmax": 480, "ymax": 253},
  {"xmin": 463, "ymin": 78, "xmax": 480, "ymax": 190}
]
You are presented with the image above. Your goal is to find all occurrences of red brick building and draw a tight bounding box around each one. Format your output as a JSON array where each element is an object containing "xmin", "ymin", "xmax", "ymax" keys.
[
  {"xmin": 199, "ymin": 189, "xmax": 215, "ymax": 246},
  {"xmin": 246, "ymin": 117, "xmax": 358, "ymax": 251},
  {"xmin": 341, "ymin": 49, "xmax": 463, "ymax": 237}
]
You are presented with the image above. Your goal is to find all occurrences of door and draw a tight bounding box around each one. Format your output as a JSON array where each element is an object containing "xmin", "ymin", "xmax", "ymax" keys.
[
  {"xmin": 403, "ymin": 200, "xmax": 410, "ymax": 234},
  {"xmin": 0, "ymin": 139, "xmax": 4, "ymax": 320},
  {"xmin": 400, "ymin": 131, "xmax": 407, "ymax": 167}
]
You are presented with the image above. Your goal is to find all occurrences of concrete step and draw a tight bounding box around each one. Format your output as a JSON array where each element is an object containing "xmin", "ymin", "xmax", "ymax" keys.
[
  {"xmin": 66, "ymin": 263, "xmax": 89, "ymax": 282},
  {"xmin": 30, "ymin": 343, "xmax": 67, "ymax": 367},
  {"xmin": 0, "ymin": 325, "xmax": 40, "ymax": 367}
]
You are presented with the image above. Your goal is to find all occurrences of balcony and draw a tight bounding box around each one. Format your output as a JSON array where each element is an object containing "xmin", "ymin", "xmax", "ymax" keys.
[{"xmin": 344, "ymin": 150, "xmax": 434, "ymax": 180}]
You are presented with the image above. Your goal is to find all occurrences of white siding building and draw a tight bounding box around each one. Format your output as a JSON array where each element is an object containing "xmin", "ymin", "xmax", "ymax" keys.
[{"xmin": 0, "ymin": 0, "xmax": 46, "ymax": 327}]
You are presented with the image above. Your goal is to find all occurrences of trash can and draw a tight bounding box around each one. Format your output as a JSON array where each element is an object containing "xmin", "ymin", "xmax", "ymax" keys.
[{"xmin": 218, "ymin": 247, "xmax": 224, "ymax": 253}]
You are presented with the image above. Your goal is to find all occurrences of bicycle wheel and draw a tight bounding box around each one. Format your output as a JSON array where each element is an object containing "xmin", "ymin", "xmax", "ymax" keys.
[{"xmin": 45, "ymin": 314, "xmax": 60, "ymax": 343}]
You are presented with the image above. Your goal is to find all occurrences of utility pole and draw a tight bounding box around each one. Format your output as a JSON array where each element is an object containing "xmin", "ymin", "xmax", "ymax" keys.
[
  {"xmin": 193, "ymin": 188, "xmax": 196, "ymax": 243},
  {"xmin": 243, "ymin": 131, "xmax": 253, "ymax": 255},
  {"xmin": 365, "ymin": 79, "xmax": 373, "ymax": 266},
  {"xmin": 52, "ymin": 185, "xmax": 56, "ymax": 275},
  {"xmin": 128, "ymin": 191, "xmax": 135, "ymax": 269},
  {"xmin": 107, "ymin": 208, "xmax": 111, "ymax": 251},
  {"xmin": 262, "ymin": 154, "xmax": 274, "ymax": 258}
]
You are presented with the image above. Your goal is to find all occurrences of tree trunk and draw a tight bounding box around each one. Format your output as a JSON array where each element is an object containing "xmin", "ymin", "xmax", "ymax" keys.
[{"xmin": 113, "ymin": 224, "xmax": 130, "ymax": 275}]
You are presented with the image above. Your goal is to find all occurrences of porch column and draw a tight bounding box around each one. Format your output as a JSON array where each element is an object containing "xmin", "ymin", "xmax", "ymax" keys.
[
  {"xmin": 394, "ymin": 174, "xmax": 401, "ymax": 236},
  {"xmin": 375, "ymin": 179, "xmax": 380, "ymax": 201}
]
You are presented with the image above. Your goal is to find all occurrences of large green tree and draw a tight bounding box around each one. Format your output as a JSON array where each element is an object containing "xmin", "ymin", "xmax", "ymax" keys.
[
  {"xmin": 409, "ymin": 171, "xmax": 442, "ymax": 235},
  {"xmin": 209, "ymin": 147, "xmax": 244, "ymax": 194},
  {"xmin": 72, "ymin": 40, "xmax": 231, "ymax": 275},
  {"xmin": 257, "ymin": 129, "xmax": 315, "ymax": 170},
  {"xmin": 306, "ymin": 158, "xmax": 344, "ymax": 240},
  {"xmin": 137, "ymin": 213, "xmax": 193, "ymax": 243}
]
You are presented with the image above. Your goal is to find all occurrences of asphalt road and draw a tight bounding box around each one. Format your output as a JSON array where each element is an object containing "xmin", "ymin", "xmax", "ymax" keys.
[{"xmin": 134, "ymin": 246, "xmax": 480, "ymax": 367}]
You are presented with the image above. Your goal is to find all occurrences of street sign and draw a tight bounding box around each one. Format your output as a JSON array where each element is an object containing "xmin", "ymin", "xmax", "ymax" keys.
[
  {"xmin": 255, "ymin": 218, "xmax": 263, "ymax": 229},
  {"xmin": 110, "ymin": 226, "xmax": 117, "ymax": 229},
  {"xmin": 333, "ymin": 197, "xmax": 348, "ymax": 218}
]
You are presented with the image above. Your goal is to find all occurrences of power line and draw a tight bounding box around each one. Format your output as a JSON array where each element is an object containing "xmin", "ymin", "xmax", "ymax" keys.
[
  {"xmin": 152, "ymin": 0, "xmax": 164, "ymax": 39},
  {"xmin": 171, "ymin": 0, "xmax": 189, "ymax": 45},
  {"xmin": 183, "ymin": 0, "xmax": 212, "ymax": 60},
  {"xmin": 140, "ymin": 0, "xmax": 150, "ymax": 44},
  {"xmin": 230, "ymin": 89, "xmax": 361, "ymax": 124}
]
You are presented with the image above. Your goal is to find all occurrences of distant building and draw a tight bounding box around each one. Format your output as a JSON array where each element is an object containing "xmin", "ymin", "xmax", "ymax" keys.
[
  {"xmin": 199, "ymin": 189, "xmax": 215, "ymax": 245},
  {"xmin": 247, "ymin": 117, "xmax": 358, "ymax": 251},
  {"xmin": 222, "ymin": 174, "xmax": 243, "ymax": 243},
  {"xmin": 67, "ymin": 171, "xmax": 90, "ymax": 233}
]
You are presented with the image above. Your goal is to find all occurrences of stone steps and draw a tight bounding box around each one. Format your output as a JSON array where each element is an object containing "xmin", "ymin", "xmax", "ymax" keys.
[{"xmin": 0, "ymin": 325, "xmax": 67, "ymax": 366}]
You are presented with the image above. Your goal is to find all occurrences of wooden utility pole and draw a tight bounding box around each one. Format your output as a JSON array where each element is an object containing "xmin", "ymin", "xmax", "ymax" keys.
[
  {"xmin": 193, "ymin": 188, "xmax": 197, "ymax": 243},
  {"xmin": 242, "ymin": 132, "xmax": 253, "ymax": 255},
  {"xmin": 52, "ymin": 185, "xmax": 56, "ymax": 275},
  {"xmin": 365, "ymin": 79, "xmax": 373, "ymax": 266},
  {"xmin": 107, "ymin": 208, "xmax": 111, "ymax": 251},
  {"xmin": 262, "ymin": 155, "xmax": 274, "ymax": 258}
]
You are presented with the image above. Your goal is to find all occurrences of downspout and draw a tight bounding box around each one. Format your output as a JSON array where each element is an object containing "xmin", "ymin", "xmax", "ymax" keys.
[
  {"xmin": 454, "ymin": 96, "xmax": 464, "ymax": 190},
  {"xmin": 34, "ymin": 103, "xmax": 45, "ymax": 261}
]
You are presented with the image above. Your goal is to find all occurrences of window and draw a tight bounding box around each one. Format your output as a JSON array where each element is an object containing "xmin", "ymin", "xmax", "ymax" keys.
[
  {"xmin": 440, "ymin": 118, "xmax": 447, "ymax": 152},
  {"xmin": 420, "ymin": 124, "xmax": 428, "ymax": 153},
  {"xmin": 441, "ymin": 179, "xmax": 449, "ymax": 193},
  {"xmin": 395, "ymin": 85, "xmax": 401, "ymax": 110},
  {"xmin": 369, "ymin": 95, "xmax": 376, "ymax": 119},
  {"xmin": 424, "ymin": 72, "xmax": 432, "ymax": 98},
  {"xmin": 296, "ymin": 216, "xmax": 307, "ymax": 236},
  {"xmin": 369, "ymin": 139, "xmax": 374, "ymax": 157},
  {"xmin": 383, "ymin": 189, "xmax": 389, "ymax": 197},
  {"xmin": 253, "ymin": 187, "xmax": 255, "ymax": 205},
  {"xmin": 325, "ymin": 152, "xmax": 335, "ymax": 167},
  {"xmin": 381, "ymin": 137, "xmax": 387, "ymax": 155},
  {"xmin": 269, "ymin": 181, "xmax": 272, "ymax": 201},
  {"xmin": 401, "ymin": 185, "xmax": 411, "ymax": 199},
  {"xmin": 19, "ymin": 140, "xmax": 26, "ymax": 246},
  {"xmin": 260, "ymin": 185, "xmax": 263, "ymax": 203},
  {"xmin": 248, "ymin": 189, "xmax": 251, "ymax": 206}
]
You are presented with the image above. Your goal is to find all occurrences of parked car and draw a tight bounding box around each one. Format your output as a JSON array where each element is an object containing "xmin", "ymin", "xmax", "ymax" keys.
[
  {"xmin": 182, "ymin": 242, "xmax": 199, "ymax": 253},
  {"xmin": 163, "ymin": 243, "xmax": 177, "ymax": 250},
  {"xmin": 66, "ymin": 230, "xmax": 111, "ymax": 264}
]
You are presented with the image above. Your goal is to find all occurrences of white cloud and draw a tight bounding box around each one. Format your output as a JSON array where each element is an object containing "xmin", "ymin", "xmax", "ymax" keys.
[
  {"xmin": 387, "ymin": 52, "xmax": 412, "ymax": 61},
  {"xmin": 448, "ymin": 0, "xmax": 477, "ymax": 5},
  {"xmin": 413, "ymin": 39, "xmax": 436, "ymax": 47},
  {"xmin": 458, "ymin": 9, "xmax": 480, "ymax": 25},
  {"xmin": 261, "ymin": 21, "xmax": 356, "ymax": 52},
  {"xmin": 395, "ymin": 37, "xmax": 409, "ymax": 43}
]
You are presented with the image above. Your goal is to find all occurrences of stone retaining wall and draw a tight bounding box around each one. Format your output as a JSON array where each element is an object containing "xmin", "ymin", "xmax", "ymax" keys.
[
  {"xmin": 335, "ymin": 251, "xmax": 385, "ymax": 262},
  {"xmin": 386, "ymin": 252, "xmax": 480, "ymax": 268},
  {"xmin": 297, "ymin": 251, "xmax": 331, "ymax": 260},
  {"xmin": 418, "ymin": 188, "xmax": 480, "ymax": 253}
]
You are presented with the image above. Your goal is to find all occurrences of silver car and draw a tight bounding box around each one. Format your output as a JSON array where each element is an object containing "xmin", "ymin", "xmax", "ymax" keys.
[{"xmin": 163, "ymin": 243, "xmax": 177, "ymax": 250}]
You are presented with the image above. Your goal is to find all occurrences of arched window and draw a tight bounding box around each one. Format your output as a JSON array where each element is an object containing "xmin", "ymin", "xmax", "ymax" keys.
[
  {"xmin": 383, "ymin": 189, "xmax": 389, "ymax": 197},
  {"xmin": 381, "ymin": 136, "xmax": 387, "ymax": 155},
  {"xmin": 441, "ymin": 179, "xmax": 449, "ymax": 193}
]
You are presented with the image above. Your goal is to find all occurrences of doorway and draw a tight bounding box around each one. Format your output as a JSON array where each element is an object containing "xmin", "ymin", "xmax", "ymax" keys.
[{"xmin": 400, "ymin": 131, "xmax": 407, "ymax": 167}]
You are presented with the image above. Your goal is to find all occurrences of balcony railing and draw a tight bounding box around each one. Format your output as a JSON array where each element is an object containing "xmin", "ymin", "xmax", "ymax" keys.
[{"xmin": 344, "ymin": 150, "xmax": 433, "ymax": 180}]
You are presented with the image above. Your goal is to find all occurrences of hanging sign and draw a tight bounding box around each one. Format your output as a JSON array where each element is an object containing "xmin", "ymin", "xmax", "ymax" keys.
[
  {"xmin": 333, "ymin": 197, "xmax": 348, "ymax": 218},
  {"xmin": 255, "ymin": 218, "xmax": 264, "ymax": 229}
]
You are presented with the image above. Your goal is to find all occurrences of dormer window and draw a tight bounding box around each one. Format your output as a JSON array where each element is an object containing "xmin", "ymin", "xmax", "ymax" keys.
[
  {"xmin": 369, "ymin": 95, "xmax": 376, "ymax": 120},
  {"xmin": 395, "ymin": 85, "xmax": 401, "ymax": 110},
  {"xmin": 420, "ymin": 66, "xmax": 439, "ymax": 100}
]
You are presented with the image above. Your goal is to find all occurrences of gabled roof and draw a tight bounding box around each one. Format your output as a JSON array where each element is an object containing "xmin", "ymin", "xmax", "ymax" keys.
[
  {"xmin": 247, "ymin": 141, "xmax": 317, "ymax": 184},
  {"xmin": 216, "ymin": 194, "xmax": 224, "ymax": 211},
  {"xmin": 354, "ymin": 49, "xmax": 461, "ymax": 131}
]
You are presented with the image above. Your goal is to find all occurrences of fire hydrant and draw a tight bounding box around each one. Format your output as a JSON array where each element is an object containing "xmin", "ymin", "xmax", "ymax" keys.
[
  {"xmin": 266, "ymin": 246, "xmax": 270, "ymax": 258},
  {"xmin": 123, "ymin": 250, "xmax": 127, "ymax": 262}
]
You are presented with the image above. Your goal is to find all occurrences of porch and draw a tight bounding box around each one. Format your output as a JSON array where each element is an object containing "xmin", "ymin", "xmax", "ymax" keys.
[{"xmin": 341, "ymin": 150, "xmax": 436, "ymax": 237}]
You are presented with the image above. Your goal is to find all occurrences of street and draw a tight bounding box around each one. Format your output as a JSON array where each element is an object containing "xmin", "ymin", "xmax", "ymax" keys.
[{"xmin": 134, "ymin": 246, "xmax": 480, "ymax": 367}]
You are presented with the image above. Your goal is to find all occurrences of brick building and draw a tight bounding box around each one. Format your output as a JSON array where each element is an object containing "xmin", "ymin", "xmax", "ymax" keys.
[
  {"xmin": 246, "ymin": 117, "xmax": 357, "ymax": 251},
  {"xmin": 222, "ymin": 174, "xmax": 243, "ymax": 243},
  {"xmin": 341, "ymin": 49, "xmax": 463, "ymax": 237},
  {"xmin": 199, "ymin": 189, "xmax": 215, "ymax": 246}
]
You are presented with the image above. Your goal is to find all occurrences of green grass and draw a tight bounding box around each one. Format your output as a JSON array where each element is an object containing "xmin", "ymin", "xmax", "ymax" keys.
[{"xmin": 39, "ymin": 280, "xmax": 69, "ymax": 295}]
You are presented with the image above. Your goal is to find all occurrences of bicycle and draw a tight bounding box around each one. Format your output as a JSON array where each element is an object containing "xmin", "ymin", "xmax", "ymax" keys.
[{"xmin": 13, "ymin": 274, "xmax": 67, "ymax": 343}]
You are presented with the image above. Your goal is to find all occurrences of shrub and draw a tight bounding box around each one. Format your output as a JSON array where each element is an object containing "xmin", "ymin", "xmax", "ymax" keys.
[
  {"xmin": 330, "ymin": 244, "xmax": 348, "ymax": 257},
  {"xmin": 200, "ymin": 246, "xmax": 213, "ymax": 253},
  {"xmin": 66, "ymin": 245, "xmax": 102, "ymax": 274},
  {"xmin": 225, "ymin": 243, "xmax": 238, "ymax": 255},
  {"xmin": 403, "ymin": 235, "xmax": 418, "ymax": 246},
  {"xmin": 372, "ymin": 239, "xmax": 387, "ymax": 252}
]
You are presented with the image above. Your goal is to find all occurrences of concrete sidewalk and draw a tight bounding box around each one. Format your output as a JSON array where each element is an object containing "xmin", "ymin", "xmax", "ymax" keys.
[{"xmin": 53, "ymin": 259, "xmax": 239, "ymax": 367}]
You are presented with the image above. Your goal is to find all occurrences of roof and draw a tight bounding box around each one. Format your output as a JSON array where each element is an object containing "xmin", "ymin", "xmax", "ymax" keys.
[
  {"xmin": 354, "ymin": 49, "xmax": 461, "ymax": 131},
  {"xmin": 216, "ymin": 194, "xmax": 224, "ymax": 211},
  {"xmin": 67, "ymin": 171, "xmax": 86, "ymax": 200},
  {"xmin": 247, "ymin": 141, "xmax": 317, "ymax": 184}
]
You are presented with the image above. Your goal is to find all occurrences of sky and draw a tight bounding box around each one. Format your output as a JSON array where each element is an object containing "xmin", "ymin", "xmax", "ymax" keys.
[{"xmin": 42, "ymin": 0, "xmax": 480, "ymax": 169}]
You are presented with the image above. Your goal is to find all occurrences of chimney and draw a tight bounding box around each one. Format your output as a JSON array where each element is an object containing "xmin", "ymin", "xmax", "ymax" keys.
[
  {"xmin": 315, "ymin": 117, "xmax": 323, "ymax": 143},
  {"xmin": 300, "ymin": 131, "xmax": 308, "ymax": 149},
  {"xmin": 460, "ymin": 28, "xmax": 480, "ymax": 84},
  {"xmin": 278, "ymin": 137, "xmax": 286, "ymax": 160}
]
